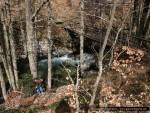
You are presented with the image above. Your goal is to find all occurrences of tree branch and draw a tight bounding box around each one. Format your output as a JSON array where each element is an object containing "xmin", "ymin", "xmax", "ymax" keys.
[
  {"xmin": 32, "ymin": 0, "xmax": 48, "ymax": 20},
  {"xmin": 89, "ymin": 0, "xmax": 118, "ymax": 108}
]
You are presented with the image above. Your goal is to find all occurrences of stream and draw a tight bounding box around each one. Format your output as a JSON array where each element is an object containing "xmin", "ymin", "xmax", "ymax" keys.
[
  {"xmin": 37, "ymin": 52, "xmax": 98, "ymax": 86},
  {"xmin": 38, "ymin": 53, "xmax": 98, "ymax": 74}
]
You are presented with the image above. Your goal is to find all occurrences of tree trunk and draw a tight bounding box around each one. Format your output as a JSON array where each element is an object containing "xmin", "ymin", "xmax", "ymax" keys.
[
  {"xmin": 143, "ymin": 15, "xmax": 150, "ymax": 37},
  {"xmin": 80, "ymin": 0, "xmax": 84, "ymax": 76},
  {"xmin": 75, "ymin": 63, "xmax": 80, "ymax": 112},
  {"xmin": 5, "ymin": 0, "xmax": 19, "ymax": 88},
  {"xmin": 18, "ymin": 0, "xmax": 27, "ymax": 57},
  {"xmin": 108, "ymin": 6, "xmax": 132, "ymax": 67},
  {"xmin": 25, "ymin": 0, "xmax": 37, "ymax": 78},
  {"xmin": 9, "ymin": 23, "xmax": 19, "ymax": 88},
  {"xmin": 47, "ymin": 0, "xmax": 52, "ymax": 89},
  {"xmin": 89, "ymin": 0, "xmax": 117, "ymax": 107},
  {"xmin": 0, "ymin": 64, "xmax": 7, "ymax": 100},
  {"xmin": 132, "ymin": 0, "xmax": 140, "ymax": 36},
  {"xmin": 0, "ymin": 7, "xmax": 16, "ymax": 90},
  {"xmin": 138, "ymin": 0, "xmax": 150, "ymax": 38},
  {"xmin": 0, "ymin": 46, "xmax": 11, "ymax": 84}
]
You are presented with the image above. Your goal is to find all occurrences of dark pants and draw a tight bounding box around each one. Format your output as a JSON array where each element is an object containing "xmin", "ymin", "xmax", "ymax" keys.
[{"xmin": 36, "ymin": 85, "xmax": 45, "ymax": 95}]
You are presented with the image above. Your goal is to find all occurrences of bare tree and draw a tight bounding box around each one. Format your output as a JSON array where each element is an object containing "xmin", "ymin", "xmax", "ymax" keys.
[
  {"xmin": 89, "ymin": 0, "xmax": 118, "ymax": 107},
  {"xmin": 25, "ymin": 0, "xmax": 38, "ymax": 78},
  {"xmin": 0, "ymin": 64, "xmax": 7, "ymax": 100},
  {"xmin": 0, "ymin": 46, "xmax": 11, "ymax": 84},
  {"xmin": 132, "ymin": 0, "xmax": 140, "ymax": 37},
  {"xmin": 5, "ymin": 0, "xmax": 19, "ymax": 88},
  {"xmin": 80, "ymin": 0, "xmax": 84, "ymax": 76},
  {"xmin": 9, "ymin": 23, "xmax": 19, "ymax": 88},
  {"xmin": 25, "ymin": 0, "xmax": 48, "ymax": 78},
  {"xmin": 18, "ymin": 0, "xmax": 27, "ymax": 57},
  {"xmin": 47, "ymin": 0, "xmax": 53, "ymax": 89},
  {"xmin": 108, "ymin": 5, "xmax": 132, "ymax": 67},
  {"xmin": 75, "ymin": 62, "xmax": 80, "ymax": 112},
  {"xmin": 138, "ymin": 0, "xmax": 150, "ymax": 38},
  {"xmin": 61, "ymin": 62, "xmax": 80, "ymax": 112},
  {"xmin": 0, "ymin": 6, "xmax": 16, "ymax": 90}
]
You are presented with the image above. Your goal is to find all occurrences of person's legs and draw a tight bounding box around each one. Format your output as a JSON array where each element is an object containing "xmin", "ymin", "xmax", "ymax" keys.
[
  {"xmin": 39, "ymin": 85, "xmax": 45, "ymax": 92},
  {"xmin": 36, "ymin": 88, "xmax": 41, "ymax": 95}
]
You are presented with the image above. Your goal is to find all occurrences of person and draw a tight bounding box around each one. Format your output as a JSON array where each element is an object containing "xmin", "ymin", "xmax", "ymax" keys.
[
  {"xmin": 34, "ymin": 77, "xmax": 43, "ymax": 85},
  {"xmin": 39, "ymin": 84, "xmax": 45, "ymax": 92},
  {"xmin": 34, "ymin": 77, "xmax": 45, "ymax": 95},
  {"xmin": 36, "ymin": 85, "xmax": 41, "ymax": 95},
  {"xmin": 0, "ymin": 95, "xmax": 3, "ymax": 102}
]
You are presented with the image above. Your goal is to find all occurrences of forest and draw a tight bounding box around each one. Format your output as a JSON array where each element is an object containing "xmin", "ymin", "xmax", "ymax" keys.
[{"xmin": 0, "ymin": 0, "xmax": 149, "ymax": 113}]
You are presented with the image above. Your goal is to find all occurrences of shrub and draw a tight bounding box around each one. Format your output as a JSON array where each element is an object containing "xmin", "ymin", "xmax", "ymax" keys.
[{"xmin": 18, "ymin": 73, "xmax": 35, "ymax": 96}]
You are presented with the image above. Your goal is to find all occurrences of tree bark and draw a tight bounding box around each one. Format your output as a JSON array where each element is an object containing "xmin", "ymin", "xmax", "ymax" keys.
[
  {"xmin": 0, "ymin": 46, "xmax": 11, "ymax": 84},
  {"xmin": 89, "ymin": 0, "xmax": 117, "ymax": 107},
  {"xmin": 0, "ymin": 6, "xmax": 16, "ymax": 90},
  {"xmin": 0, "ymin": 64, "xmax": 7, "ymax": 100},
  {"xmin": 5, "ymin": 0, "xmax": 19, "ymax": 88},
  {"xmin": 108, "ymin": 5, "xmax": 132, "ymax": 67},
  {"xmin": 80, "ymin": 0, "xmax": 84, "ymax": 76},
  {"xmin": 132, "ymin": 0, "xmax": 140, "ymax": 36},
  {"xmin": 138, "ymin": 0, "xmax": 150, "ymax": 38},
  {"xmin": 25, "ymin": 0, "xmax": 48, "ymax": 78},
  {"xmin": 47, "ymin": 0, "xmax": 52, "ymax": 89},
  {"xmin": 18, "ymin": 0, "xmax": 28, "ymax": 57},
  {"xmin": 9, "ymin": 23, "xmax": 19, "ymax": 88},
  {"xmin": 25, "ymin": 0, "xmax": 37, "ymax": 78},
  {"xmin": 75, "ymin": 63, "xmax": 80, "ymax": 112}
]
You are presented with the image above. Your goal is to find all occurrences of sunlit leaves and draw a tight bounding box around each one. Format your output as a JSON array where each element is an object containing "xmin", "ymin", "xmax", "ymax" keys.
[{"xmin": 111, "ymin": 46, "xmax": 144, "ymax": 75}]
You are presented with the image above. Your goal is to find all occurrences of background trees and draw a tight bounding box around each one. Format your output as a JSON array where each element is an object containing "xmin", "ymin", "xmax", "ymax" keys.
[{"xmin": 133, "ymin": 0, "xmax": 150, "ymax": 40}]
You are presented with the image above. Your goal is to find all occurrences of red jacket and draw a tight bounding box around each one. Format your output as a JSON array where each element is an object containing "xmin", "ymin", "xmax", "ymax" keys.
[{"xmin": 34, "ymin": 78, "xmax": 43, "ymax": 84}]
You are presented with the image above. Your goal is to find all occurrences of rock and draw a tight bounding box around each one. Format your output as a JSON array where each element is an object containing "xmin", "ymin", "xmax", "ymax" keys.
[
  {"xmin": 72, "ymin": 53, "xmax": 98, "ymax": 71},
  {"xmin": 52, "ymin": 47, "xmax": 72, "ymax": 56},
  {"xmin": 37, "ymin": 39, "xmax": 72, "ymax": 56},
  {"xmin": 38, "ymin": 39, "xmax": 48, "ymax": 53},
  {"xmin": 33, "ymin": 99, "xmax": 39, "ymax": 104},
  {"xmin": 82, "ymin": 53, "xmax": 97, "ymax": 71}
]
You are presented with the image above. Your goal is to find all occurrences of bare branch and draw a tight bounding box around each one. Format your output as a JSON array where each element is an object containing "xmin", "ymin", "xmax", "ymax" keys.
[
  {"xmin": 89, "ymin": 0, "xmax": 118, "ymax": 107},
  {"xmin": 32, "ymin": 0, "xmax": 48, "ymax": 20},
  {"xmin": 75, "ymin": 62, "xmax": 80, "ymax": 112}
]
